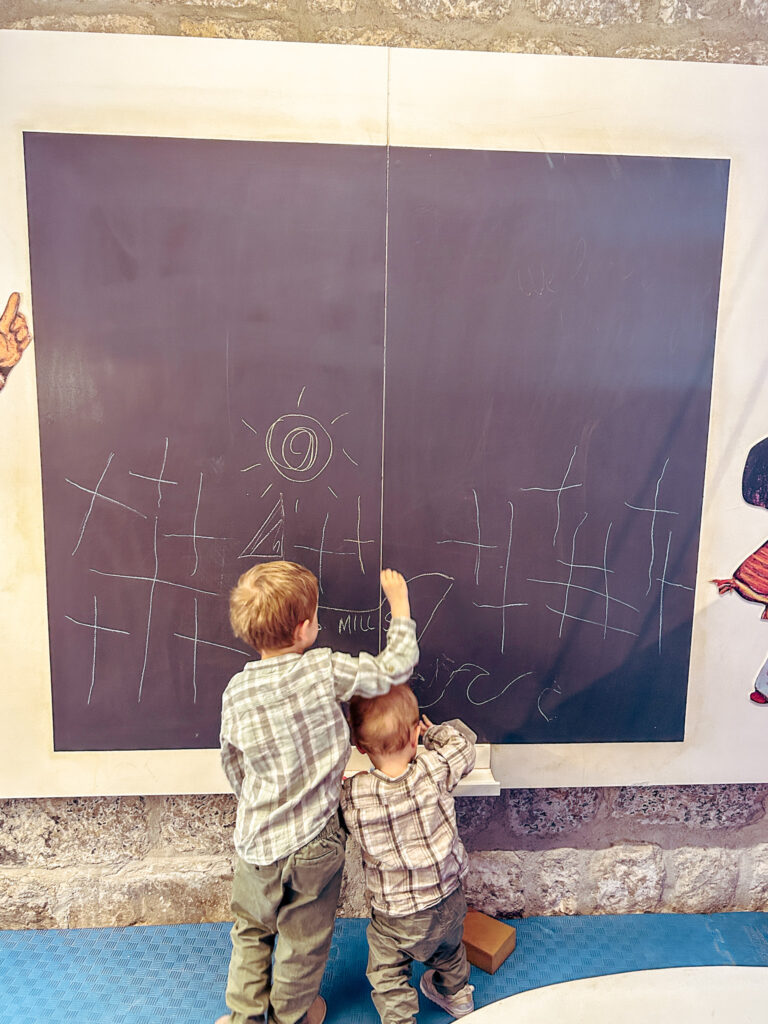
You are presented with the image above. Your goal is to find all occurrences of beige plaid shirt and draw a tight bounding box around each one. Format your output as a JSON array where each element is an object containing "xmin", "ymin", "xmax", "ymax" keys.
[
  {"xmin": 340, "ymin": 720, "xmax": 476, "ymax": 917},
  {"xmin": 220, "ymin": 617, "xmax": 418, "ymax": 866}
]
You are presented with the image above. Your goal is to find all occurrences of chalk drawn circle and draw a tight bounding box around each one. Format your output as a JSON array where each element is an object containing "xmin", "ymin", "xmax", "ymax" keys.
[{"xmin": 265, "ymin": 414, "xmax": 333, "ymax": 482}]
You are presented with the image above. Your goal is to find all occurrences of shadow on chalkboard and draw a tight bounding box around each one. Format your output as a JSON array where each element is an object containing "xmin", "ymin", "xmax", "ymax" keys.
[{"xmin": 505, "ymin": 617, "xmax": 693, "ymax": 744}]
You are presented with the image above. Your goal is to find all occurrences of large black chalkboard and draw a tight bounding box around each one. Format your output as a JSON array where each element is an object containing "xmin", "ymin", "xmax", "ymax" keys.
[{"xmin": 24, "ymin": 133, "xmax": 729, "ymax": 749}]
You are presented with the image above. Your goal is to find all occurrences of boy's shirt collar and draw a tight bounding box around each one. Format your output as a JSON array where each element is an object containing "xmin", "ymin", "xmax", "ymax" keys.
[{"xmin": 370, "ymin": 761, "xmax": 417, "ymax": 784}]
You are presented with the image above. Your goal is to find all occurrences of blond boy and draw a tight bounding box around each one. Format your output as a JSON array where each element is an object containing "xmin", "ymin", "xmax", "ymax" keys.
[
  {"xmin": 217, "ymin": 562, "xmax": 418, "ymax": 1024},
  {"xmin": 341, "ymin": 685, "xmax": 477, "ymax": 1024}
]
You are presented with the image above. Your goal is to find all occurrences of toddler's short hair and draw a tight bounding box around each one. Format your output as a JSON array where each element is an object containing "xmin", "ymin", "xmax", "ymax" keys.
[
  {"xmin": 230, "ymin": 561, "xmax": 318, "ymax": 652},
  {"xmin": 349, "ymin": 684, "xmax": 419, "ymax": 757}
]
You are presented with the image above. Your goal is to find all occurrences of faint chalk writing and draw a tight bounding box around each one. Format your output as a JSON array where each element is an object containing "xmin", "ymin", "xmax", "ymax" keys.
[
  {"xmin": 320, "ymin": 572, "xmax": 454, "ymax": 645},
  {"xmin": 537, "ymin": 682, "xmax": 562, "ymax": 722},
  {"xmin": 418, "ymin": 658, "xmax": 532, "ymax": 708},
  {"xmin": 338, "ymin": 613, "xmax": 377, "ymax": 635}
]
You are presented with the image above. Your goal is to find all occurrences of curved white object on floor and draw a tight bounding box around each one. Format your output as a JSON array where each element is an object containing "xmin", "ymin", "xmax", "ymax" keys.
[{"xmin": 465, "ymin": 966, "xmax": 768, "ymax": 1022}]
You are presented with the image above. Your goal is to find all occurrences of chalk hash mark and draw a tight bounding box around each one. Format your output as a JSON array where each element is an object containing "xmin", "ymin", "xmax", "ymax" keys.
[
  {"xmin": 472, "ymin": 502, "xmax": 527, "ymax": 653},
  {"xmin": 436, "ymin": 489, "xmax": 496, "ymax": 587},
  {"xmin": 65, "ymin": 594, "xmax": 130, "ymax": 704},
  {"xmin": 163, "ymin": 473, "xmax": 228, "ymax": 577},
  {"xmin": 68, "ymin": 452, "xmax": 147, "ymax": 556},
  {"xmin": 655, "ymin": 531, "xmax": 694, "ymax": 654},
  {"xmin": 624, "ymin": 457, "xmax": 678, "ymax": 596},
  {"xmin": 129, "ymin": 437, "xmax": 177, "ymax": 509},
  {"xmin": 521, "ymin": 445, "xmax": 582, "ymax": 547},
  {"xmin": 174, "ymin": 597, "xmax": 247, "ymax": 702}
]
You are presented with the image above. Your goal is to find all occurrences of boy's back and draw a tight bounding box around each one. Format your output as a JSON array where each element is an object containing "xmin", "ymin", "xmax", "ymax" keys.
[
  {"xmin": 342, "ymin": 718, "xmax": 476, "ymax": 916},
  {"xmin": 221, "ymin": 617, "xmax": 419, "ymax": 866}
]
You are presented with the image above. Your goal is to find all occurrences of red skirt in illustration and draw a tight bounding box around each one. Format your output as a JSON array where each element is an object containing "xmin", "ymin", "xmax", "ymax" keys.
[{"xmin": 713, "ymin": 538, "xmax": 768, "ymax": 620}]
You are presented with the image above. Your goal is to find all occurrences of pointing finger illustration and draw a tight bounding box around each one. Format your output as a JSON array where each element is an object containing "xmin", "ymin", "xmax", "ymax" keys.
[{"xmin": 0, "ymin": 292, "xmax": 20, "ymax": 333}]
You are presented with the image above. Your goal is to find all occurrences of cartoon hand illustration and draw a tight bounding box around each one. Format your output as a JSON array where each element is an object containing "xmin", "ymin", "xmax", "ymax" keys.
[{"xmin": 0, "ymin": 292, "xmax": 32, "ymax": 387}]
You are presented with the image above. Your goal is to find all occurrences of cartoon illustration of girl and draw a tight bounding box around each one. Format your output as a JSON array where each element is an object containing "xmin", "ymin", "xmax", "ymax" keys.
[{"xmin": 713, "ymin": 437, "xmax": 768, "ymax": 705}]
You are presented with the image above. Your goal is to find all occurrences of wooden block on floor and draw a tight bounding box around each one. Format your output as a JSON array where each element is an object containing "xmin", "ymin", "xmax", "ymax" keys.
[{"xmin": 462, "ymin": 908, "xmax": 517, "ymax": 974}]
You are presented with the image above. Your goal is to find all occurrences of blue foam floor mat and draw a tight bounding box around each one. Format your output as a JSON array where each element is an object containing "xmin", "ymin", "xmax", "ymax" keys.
[{"xmin": 1, "ymin": 913, "xmax": 767, "ymax": 1023}]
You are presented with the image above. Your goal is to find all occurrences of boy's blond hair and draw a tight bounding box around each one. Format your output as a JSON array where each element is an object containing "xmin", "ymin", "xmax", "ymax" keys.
[
  {"xmin": 230, "ymin": 561, "xmax": 318, "ymax": 652},
  {"xmin": 349, "ymin": 684, "xmax": 419, "ymax": 757}
]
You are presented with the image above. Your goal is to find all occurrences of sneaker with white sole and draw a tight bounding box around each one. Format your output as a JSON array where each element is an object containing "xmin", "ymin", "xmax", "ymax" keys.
[{"xmin": 419, "ymin": 970, "xmax": 475, "ymax": 1018}]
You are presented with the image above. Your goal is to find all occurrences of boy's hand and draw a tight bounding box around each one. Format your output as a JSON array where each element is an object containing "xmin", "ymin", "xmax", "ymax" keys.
[
  {"xmin": 418, "ymin": 714, "xmax": 433, "ymax": 739},
  {"xmin": 380, "ymin": 569, "xmax": 410, "ymax": 619}
]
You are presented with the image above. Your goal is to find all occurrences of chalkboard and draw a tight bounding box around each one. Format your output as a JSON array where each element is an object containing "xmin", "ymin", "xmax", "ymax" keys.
[{"xmin": 24, "ymin": 132, "xmax": 729, "ymax": 749}]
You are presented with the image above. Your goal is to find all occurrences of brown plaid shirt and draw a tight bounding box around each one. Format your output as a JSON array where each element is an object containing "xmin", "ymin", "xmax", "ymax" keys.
[
  {"xmin": 340, "ymin": 720, "xmax": 476, "ymax": 917},
  {"xmin": 220, "ymin": 617, "xmax": 418, "ymax": 866}
]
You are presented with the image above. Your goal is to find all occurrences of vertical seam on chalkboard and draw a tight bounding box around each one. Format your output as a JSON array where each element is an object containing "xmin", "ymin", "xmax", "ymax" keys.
[{"xmin": 379, "ymin": 49, "xmax": 391, "ymax": 649}]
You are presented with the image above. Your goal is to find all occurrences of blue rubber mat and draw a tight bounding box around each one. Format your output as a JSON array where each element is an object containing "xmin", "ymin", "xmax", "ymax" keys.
[{"xmin": 1, "ymin": 913, "xmax": 767, "ymax": 1024}]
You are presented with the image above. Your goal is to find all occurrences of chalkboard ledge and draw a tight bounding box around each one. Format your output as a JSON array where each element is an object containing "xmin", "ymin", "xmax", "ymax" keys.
[{"xmin": 345, "ymin": 745, "xmax": 500, "ymax": 797}]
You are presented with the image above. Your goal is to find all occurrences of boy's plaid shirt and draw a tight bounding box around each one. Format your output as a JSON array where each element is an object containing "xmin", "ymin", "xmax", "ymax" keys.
[
  {"xmin": 220, "ymin": 616, "xmax": 418, "ymax": 866},
  {"xmin": 340, "ymin": 720, "xmax": 476, "ymax": 917}
]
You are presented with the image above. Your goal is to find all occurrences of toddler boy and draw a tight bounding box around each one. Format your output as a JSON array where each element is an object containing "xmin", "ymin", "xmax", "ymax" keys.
[
  {"xmin": 217, "ymin": 562, "xmax": 418, "ymax": 1024},
  {"xmin": 340, "ymin": 685, "xmax": 477, "ymax": 1024}
]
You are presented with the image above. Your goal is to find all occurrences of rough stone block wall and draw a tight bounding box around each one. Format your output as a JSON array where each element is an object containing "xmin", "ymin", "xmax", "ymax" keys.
[
  {"xmin": 2, "ymin": 6, "xmax": 767, "ymax": 928},
  {"xmin": 1, "ymin": 0, "xmax": 767, "ymax": 62},
  {"xmin": 3, "ymin": 786, "xmax": 768, "ymax": 927}
]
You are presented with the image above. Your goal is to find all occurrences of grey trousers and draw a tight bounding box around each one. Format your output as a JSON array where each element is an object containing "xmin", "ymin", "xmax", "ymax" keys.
[
  {"xmin": 225, "ymin": 813, "xmax": 346, "ymax": 1024},
  {"xmin": 366, "ymin": 886, "xmax": 470, "ymax": 1024}
]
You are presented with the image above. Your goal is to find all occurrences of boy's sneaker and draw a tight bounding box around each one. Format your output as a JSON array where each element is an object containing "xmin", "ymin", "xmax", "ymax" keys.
[
  {"xmin": 215, "ymin": 996, "xmax": 323, "ymax": 1024},
  {"xmin": 306, "ymin": 996, "xmax": 327, "ymax": 1024},
  {"xmin": 214, "ymin": 1016, "xmax": 264, "ymax": 1023},
  {"xmin": 420, "ymin": 970, "xmax": 475, "ymax": 1018},
  {"xmin": 749, "ymin": 690, "xmax": 768, "ymax": 705}
]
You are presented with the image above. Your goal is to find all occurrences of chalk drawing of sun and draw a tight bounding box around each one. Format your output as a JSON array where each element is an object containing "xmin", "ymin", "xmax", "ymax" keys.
[
  {"xmin": 237, "ymin": 387, "xmax": 365, "ymax": 567},
  {"xmin": 240, "ymin": 385, "xmax": 360, "ymax": 498}
]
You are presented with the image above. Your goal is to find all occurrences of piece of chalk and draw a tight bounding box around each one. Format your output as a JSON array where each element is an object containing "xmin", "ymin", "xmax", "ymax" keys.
[{"xmin": 462, "ymin": 908, "xmax": 517, "ymax": 974}]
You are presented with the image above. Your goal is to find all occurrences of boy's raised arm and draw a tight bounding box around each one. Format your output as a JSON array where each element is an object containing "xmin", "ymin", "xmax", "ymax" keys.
[{"xmin": 330, "ymin": 569, "xmax": 418, "ymax": 700}]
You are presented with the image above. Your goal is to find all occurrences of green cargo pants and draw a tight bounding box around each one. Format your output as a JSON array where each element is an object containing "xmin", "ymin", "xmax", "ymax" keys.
[
  {"xmin": 366, "ymin": 885, "xmax": 470, "ymax": 1024},
  {"xmin": 225, "ymin": 812, "xmax": 346, "ymax": 1024}
]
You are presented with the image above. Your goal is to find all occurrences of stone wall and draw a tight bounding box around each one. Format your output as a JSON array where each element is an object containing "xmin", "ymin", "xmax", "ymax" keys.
[
  {"xmin": 1, "ymin": 0, "xmax": 767, "ymax": 64},
  {"xmin": 3, "ymin": 786, "xmax": 768, "ymax": 928},
  {"xmin": 2, "ymin": 4, "xmax": 767, "ymax": 929}
]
